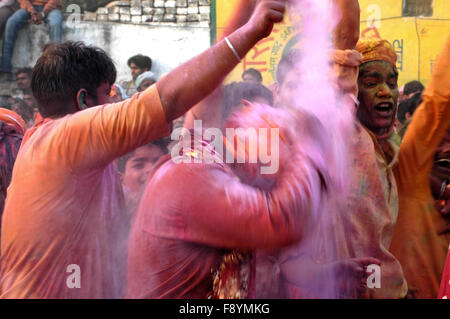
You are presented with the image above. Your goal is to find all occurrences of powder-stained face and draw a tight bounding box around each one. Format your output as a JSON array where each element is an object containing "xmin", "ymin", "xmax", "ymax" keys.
[
  {"xmin": 122, "ymin": 145, "xmax": 164, "ymax": 194},
  {"xmin": 357, "ymin": 61, "xmax": 399, "ymax": 137}
]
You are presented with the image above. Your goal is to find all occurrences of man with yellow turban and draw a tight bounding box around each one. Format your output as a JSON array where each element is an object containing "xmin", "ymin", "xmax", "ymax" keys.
[
  {"xmin": 280, "ymin": 21, "xmax": 449, "ymax": 298},
  {"xmin": 352, "ymin": 36, "xmax": 450, "ymax": 298}
]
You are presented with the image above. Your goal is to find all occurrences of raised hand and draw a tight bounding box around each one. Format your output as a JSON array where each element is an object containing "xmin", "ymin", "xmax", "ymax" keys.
[{"xmin": 244, "ymin": 0, "xmax": 287, "ymax": 41}]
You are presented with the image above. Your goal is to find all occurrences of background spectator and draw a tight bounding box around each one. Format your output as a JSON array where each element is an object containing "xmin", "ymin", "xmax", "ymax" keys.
[
  {"xmin": 135, "ymin": 71, "xmax": 156, "ymax": 93},
  {"xmin": 15, "ymin": 67, "xmax": 32, "ymax": 92},
  {"xmin": 10, "ymin": 97, "xmax": 32, "ymax": 127},
  {"xmin": 0, "ymin": 0, "xmax": 15, "ymax": 39},
  {"xmin": 241, "ymin": 68, "xmax": 263, "ymax": 84},
  {"xmin": 0, "ymin": 0, "xmax": 62, "ymax": 74},
  {"xmin": 120, "ymin": 54, "xmax": 152, "ymax": 97},
  {"xmin": 221, "ymin": 81, "xmax": 273, "ymax": 124},
  {"xmin": 0, "ymin": 94, "xmax": 12, "ymax": 108}
]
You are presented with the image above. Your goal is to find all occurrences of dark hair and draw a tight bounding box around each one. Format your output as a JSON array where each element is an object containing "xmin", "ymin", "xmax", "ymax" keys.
[
  {"xmin": 242, "ymin": 68, "xmax": 263, "ymax": 82},
  {"xmin": 397, "ymin": 91, "xmax": 423, "ymax": 123},
  {"xmin": 16, "ymin": 67, "xmax": 32, "ymax": 78},
  {"xmin": 127, "ymin": 54, "xmax": 152, "ymax": 70},
  {"xmin": 11, "ymin": 98, "xmax": 33, "ymax": 123},
  {"xmin": 403, "ymin": 80, "xmax": 424, "ymax": 96},
  {"xmin": 0, "ymin": 95, "xmax": 12, "ymax": 109},
  {"xmin": 117, "ymin": 138, "xmax": 169, "ymax": 173},
  {"xmin": 276, "ymin": 50, "xmax": 302, "ymax": 85},
  {"xmin": 221, "ymin": 82, "xmax": 274, "ymax": 123},
  {"xmin": 22, "ymin": 88, "xmax": 33, "ymax": 96},
  {"xmin": 31, "ymin": 41, "xmax": 117, "ymax": 118}
]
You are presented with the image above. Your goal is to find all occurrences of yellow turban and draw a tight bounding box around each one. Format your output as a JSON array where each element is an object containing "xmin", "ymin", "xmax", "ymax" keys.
[{"xmin": 356, "ymin": 39, "xmax": 398, "ymax": 70}]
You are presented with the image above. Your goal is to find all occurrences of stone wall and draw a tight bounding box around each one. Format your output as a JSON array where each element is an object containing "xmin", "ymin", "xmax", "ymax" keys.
[
  {"xmin": 0, "ymin": 0, "xmax": 212, "ymax": 96},
  {"xmin": 84, "ymin": 0, "xmax": 211, "ymax": 25}
]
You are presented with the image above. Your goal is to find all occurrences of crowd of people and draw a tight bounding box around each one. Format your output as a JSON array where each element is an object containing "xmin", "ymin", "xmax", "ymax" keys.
[{"xmin": 0, "ymin": 0, "xmax": 448, "ymax": 299}]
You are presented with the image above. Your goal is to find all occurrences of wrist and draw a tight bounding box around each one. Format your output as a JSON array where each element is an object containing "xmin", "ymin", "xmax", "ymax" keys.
[{"xmin": 239, "ymin": 23, "xmax": 263, "ymax": 46}]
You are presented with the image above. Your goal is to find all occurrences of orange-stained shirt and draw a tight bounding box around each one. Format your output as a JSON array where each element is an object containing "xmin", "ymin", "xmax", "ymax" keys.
[
  {"xmin": 0, "ymin": 85, "xmax": 169, "ymax": 298},
  {"xmin": 390, "ymin": 36, "xmax": 450, "ymax": 299},
  {"xmin": 19, "ymin": 0, "xmax": 61, "ymax": 14}
]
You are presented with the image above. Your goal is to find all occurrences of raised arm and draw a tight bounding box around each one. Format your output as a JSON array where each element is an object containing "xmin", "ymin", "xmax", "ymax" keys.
[
  {"xmin": 157, "ymin": 155, "xmax": 325, "ymax": 250},
  {"xmin": 157, "ymin": 0, "xmax": 286, "ymax": 122},
  {"xmin": 185, "ymin": 0, "xmax": 264, "ymax": 128},
  {"xmin": 330, "ymin": 0, "xmax": 362, "ymax": 96},
  {"xmin": 53, "ymin": 1, "xmax": 287, "ymax": 171},
  {"xmin": 332, "ymin": 0, "xmax": 360, "ymax": 50},
  {"xmin": 397, "ymin": 36, "xmax": 450, "ymax": 184}
]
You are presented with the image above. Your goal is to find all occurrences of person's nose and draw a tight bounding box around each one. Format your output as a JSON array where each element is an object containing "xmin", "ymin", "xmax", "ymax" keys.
[{"xmin": 377, "ymin": 83, "xmax": 392, "ymax": 99}]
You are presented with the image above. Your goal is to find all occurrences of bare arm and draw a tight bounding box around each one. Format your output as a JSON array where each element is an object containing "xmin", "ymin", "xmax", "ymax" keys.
[
  {"xmin": 185, "ymin": 0, "xmax": 263, "ymax": 128},
  {"xmin": 165, "ymin": 155, "xmax": 323, "ymax": 250},
  {"xmin": 157, "ymin": 0, "xmax": 286, "ymax": 122},
  {"xmin": 332, "ymin": 0, "xmax": 360, "ymax": 50},
  {"xmin": 397, "ymin": 36, "xmax": 450, "ymax": 185}
]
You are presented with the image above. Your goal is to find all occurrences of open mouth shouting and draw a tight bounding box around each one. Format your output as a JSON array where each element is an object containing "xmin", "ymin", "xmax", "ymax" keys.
[{"xmin": 374, "ymin": 102, "xmax": 394, "ymax": 118}]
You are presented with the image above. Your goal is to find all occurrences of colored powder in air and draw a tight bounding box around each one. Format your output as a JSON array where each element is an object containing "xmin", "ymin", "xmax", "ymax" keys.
[{"xmin": 279, "ymin": 0, "xmax": 356, "ymax": 298}]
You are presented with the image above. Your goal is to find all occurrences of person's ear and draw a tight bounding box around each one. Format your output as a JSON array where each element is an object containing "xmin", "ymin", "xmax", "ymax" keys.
[
  {"xmin": 405, "ymin": 112, "xmax": 411, "ymax": 120},
  {"xmin": 76, "ymin": 89, "xmax": 88, "ymax": 111}
]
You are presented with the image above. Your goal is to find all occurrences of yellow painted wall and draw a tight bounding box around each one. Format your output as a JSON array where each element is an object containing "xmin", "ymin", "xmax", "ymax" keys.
[{"xmin": 215, "ymin": 0, "xmax": 450, "ymax": 87}]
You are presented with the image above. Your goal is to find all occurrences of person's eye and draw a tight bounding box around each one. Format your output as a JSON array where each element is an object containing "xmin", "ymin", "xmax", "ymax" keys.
[{"xmin": 388, "ymin": 82, "xmax": 397, "ymax": 89}]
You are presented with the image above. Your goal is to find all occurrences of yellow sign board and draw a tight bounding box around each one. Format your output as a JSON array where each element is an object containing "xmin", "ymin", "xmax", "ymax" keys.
[{"xmin": 214, "ymin": 0, "xmax": 450, "ymax": 87}]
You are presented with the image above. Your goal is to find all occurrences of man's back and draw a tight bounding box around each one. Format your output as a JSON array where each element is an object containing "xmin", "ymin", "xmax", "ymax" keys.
[
  {"xmin": 0, "ymin": 86, "xmax": 169, "ymax": 298},
  {"xmin": 0, "ymin": 118, "xmax": 125, "ymax": 298}
]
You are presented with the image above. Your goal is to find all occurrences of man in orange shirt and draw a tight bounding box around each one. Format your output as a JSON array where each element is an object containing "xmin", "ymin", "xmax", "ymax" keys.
[
  {"xmin": 0, "ymin": 0, "xmax": 62, "ymax": 74},
  {"xmin": 0, "ymin": 0, "xmax": 288, "ymax": 298}
]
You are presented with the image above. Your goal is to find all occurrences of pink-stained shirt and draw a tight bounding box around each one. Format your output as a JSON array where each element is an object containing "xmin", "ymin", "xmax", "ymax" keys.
[{"xmin": 126, "ymin": 136, "xmax": 328, "ymax": 299}]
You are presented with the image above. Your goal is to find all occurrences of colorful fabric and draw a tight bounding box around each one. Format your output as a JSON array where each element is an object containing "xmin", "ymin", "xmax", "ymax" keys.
[
  {"xmin": 119, "ymin": 79, "xmax": 138, "ymax": 98},
  {"xmin": 0, "ymin": 108, "xmax": 26, "ymax": 135},
  {"xmin": 391, "ymin": 36, "xmax": 450, "ymax": 299},
  {"xmin": 356, "ymin": 38, "xmax": 398, "ymax": 70},
  {"xmin": 0, "ymin": 85, "xmax": 169, "ymax": 298},
  {"xmin": 0, "ymin": 119, "xmax": 23, "ymax": 241},
  {"xmin": 331, "ymin": 49, "xmax": 363, "ymax": 97},
  {"xmin": 303, "ymin": 121, "xmax": 407, "ymax": 298},
  {"xmin": 19, "ymin": 0, "xmax": 61, "ymax": 14},
  {"xmin": 126, "ymin": 125, "xmax": 329, "ymax": 299}
]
